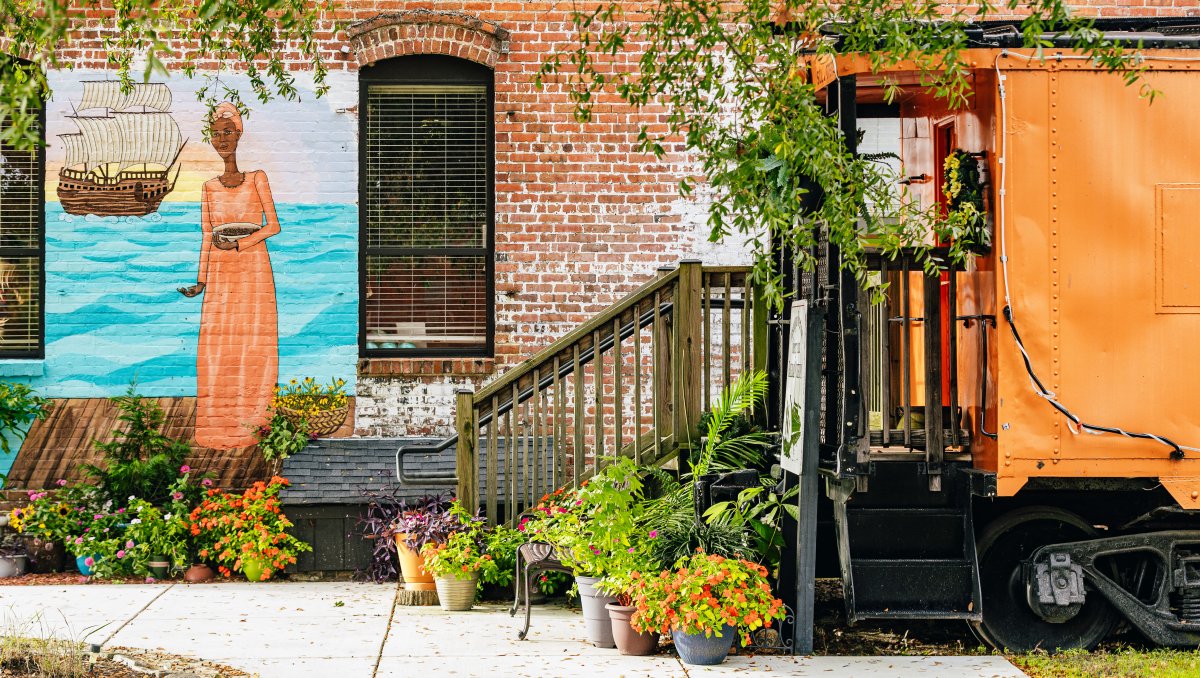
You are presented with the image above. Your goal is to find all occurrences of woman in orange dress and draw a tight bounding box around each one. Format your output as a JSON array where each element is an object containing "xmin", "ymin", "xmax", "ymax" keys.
[{"xmin": 179, "ymin": 103, "xmax": 279, "ymax": 449}]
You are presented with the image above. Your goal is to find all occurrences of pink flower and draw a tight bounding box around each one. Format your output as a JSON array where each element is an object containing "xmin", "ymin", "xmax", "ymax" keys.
[
  {"xmin": 627, "ymin": 547, "xmax": 636, "ymax": 553},
  {"xmin": 84, "ymin": 557, "xmax": 95, "ymax": 567},
  {"xmin": 202, "ymin": 479, "xmax": 213, "ymax": 487},
  {"xmin": 125, "ymin": 540, "xmax": 135, "ymax": 549},
  {"xmin": 56, "ymin": 479, "xmax": 67, "ymax": 487},
  {"xmin": 180, "ymin": 465, "xmax": 191, "ymax": 473},
  {"xmin": 649, "ymin": 530, "xmax": 658, "ymax": 539},
  {"xmin": 172, "ymin": 492, "xmax": 184, "ymax": 501},
  {"xmin": 117, "ymin": 508, "xmax": 125, "ymax": 514},
  {"xmin": 145, "ymin": 576, "xmax": 156, "ymax": 583},
  {"xmin": 94, "ymin": 514, "xmax": 102, "ymax": 520},
  {"xmin": 116, "ymin": 550, "xmax": 126, "ymax": 559},
  {"xmin": 74, "ymin": 537, "xmax": 83, "ymax": 545}
]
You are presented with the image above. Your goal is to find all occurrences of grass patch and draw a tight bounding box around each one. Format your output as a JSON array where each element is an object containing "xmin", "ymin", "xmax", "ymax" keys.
[
  {"xmin": 0, "ymin": 636, "xmax": 89, "ymax": 678},
  {"xmin": 1011, "ymin": 647, "xmax": 1200, "ymax": 678}
]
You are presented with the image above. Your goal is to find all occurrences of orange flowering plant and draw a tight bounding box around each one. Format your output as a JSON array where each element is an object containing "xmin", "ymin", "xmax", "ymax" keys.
[
  {"xmin": 420, "ymin": 530, "xmax": 498, "ymax": 581},
  {"xmin": 188, "ymin": 476, "xmax": 311, "ymax": 579},
  {"xmin": 419, "ymin": 500, "xmax": 497, "ymax": 582},
  {"xmin": 629, "ymin": 551, "xmax": 784, "ymax": 643}
]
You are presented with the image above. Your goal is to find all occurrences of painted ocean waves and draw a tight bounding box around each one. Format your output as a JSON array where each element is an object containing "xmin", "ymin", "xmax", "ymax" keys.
[{"xmin": 35, "ymin": 202, "xmax": 358, "ymax": 397}]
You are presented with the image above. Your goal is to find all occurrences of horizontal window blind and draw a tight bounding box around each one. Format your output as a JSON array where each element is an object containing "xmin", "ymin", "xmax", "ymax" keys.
[
  {"xmin": 363, "ymin": 81, "xmax": 491, "ymax": 355},
  {"xmin": 364, "ymin": 255, "xmax": 488, "ymax": 350},
  {"xmin": 0, "ymin": 113, "xmax": 43, "ymax": 356},
  {"xmin": 365, "ymin": 85, "xmax": 487, "ymax": 250}
]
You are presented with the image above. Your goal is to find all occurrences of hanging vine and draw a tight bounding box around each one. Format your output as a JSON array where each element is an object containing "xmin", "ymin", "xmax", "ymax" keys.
[{"xmin": 538, "ymin": 0, "xmax": 1155, "ymax": 305}]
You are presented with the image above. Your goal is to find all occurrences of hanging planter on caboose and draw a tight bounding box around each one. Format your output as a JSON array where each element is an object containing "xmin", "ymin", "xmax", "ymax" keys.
[{"xmin": 940, "ymin": 148, "xmax": 991, "ymax": 256}]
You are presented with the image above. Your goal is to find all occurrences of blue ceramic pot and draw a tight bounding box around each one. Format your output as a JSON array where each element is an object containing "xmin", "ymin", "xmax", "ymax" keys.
[
  {"xmin": 671, "ymin": 624, "xmax": 736, "ymax": 666},
  {"xmin": 76, "ymin": 554, "xmax": 99, "ymax": 576}
]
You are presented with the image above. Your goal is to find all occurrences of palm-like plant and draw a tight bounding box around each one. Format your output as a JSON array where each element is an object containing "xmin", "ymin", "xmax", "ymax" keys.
[{"xmin": 692, "ymin": 370, "xmax": 771, "ymax": 477}]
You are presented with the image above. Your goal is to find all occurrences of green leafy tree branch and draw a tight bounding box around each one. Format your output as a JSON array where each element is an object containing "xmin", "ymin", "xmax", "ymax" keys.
[
  {"xmin": 1, "ymin": 0, "xmax": 335, "ymax": 150},
  {"xmin": 538, "ymin": 0, "xmax": 1154, "ymax": 306}
]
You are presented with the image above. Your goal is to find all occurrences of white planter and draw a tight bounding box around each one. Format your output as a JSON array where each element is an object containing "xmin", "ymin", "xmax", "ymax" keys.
[
  {"xmin": 434, "ymin": 573, "xmax": 479, "ymax": 611},
  {"xmin": 0, "ymin": 555, "xmax": 27, "ymax": 578}
]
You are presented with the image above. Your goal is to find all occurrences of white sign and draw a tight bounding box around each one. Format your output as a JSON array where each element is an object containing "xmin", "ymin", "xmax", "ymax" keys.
[{"xmin": 780, "ymin": 300, "xmax": 809, "ymax": 475}]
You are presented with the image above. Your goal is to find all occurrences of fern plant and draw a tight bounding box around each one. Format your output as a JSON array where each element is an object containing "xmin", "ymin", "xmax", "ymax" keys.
[
  {"xmin": 693, "ymin": 370, "xmax": 771, "ymax": 476},
  {"xmin": 82, "ymin": 385, "xmax": 192, "ymax": 508}
]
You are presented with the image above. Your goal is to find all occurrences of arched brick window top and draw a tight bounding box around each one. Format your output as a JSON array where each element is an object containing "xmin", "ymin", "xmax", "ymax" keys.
[{"xmin": 347, "ymin": 10, "xmax": 510, "ymax": 69}]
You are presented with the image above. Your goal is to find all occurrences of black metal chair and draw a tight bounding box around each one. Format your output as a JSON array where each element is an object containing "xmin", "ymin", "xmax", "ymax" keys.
[{"xmin": 509, "ymin": 541, "xmax": 573, "ymax": 640}]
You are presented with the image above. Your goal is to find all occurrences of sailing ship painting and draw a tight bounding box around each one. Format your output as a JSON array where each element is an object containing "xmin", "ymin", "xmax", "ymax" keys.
[{"xmin": 57, "ymin": 81, "xmax": 186, "ymax": 217}]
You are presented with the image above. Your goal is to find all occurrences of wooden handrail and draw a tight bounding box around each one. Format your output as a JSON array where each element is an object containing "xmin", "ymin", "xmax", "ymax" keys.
[
  {"xmin": 474, "ymin": 267, "xmax": 682, "ymax": 404},
  {"xmin": 397, "ymin": 261, "xmax": 762, "ymax": 526}
]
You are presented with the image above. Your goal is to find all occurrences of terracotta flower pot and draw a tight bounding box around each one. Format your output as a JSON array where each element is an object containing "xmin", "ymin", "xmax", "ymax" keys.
[
  {"xmin": 394, "ymin": 533, "xmax": 435, "ymax": 591},
  {"xmin": 434, "ymin": 573, "xmax": 479, "ymax": 611},
  {"xmin": 606, "ymin": 603, "xmax": 659, "ymax": 656},
  {"xmin": 183, "ymin": 563, "xmax": 214, "ymax": 583}
]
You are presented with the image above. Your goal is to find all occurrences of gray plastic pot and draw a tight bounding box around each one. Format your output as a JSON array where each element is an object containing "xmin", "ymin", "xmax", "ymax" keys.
[{"xmin": 575, "ymin": 575, "xmax": 618, "ymax": 648}]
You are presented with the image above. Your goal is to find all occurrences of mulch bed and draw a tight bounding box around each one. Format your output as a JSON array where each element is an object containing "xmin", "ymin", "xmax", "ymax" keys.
[{"xmin": 0, "ymin": 572, "xmax": 176, "ymax": 586}]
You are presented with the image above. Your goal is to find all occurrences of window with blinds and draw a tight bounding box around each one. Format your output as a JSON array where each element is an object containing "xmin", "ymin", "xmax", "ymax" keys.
[
  {"xmin": 361, "ymin": 58, "xmax": 493, "ymax": 357},
  {"xmin": 0, "ymin": 98, "xmax": 45, "ymax": 358}
]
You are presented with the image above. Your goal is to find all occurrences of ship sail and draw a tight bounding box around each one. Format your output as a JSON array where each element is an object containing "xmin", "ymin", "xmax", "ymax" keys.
[
  {"xmin": 114, "ymin": 112, "xmax": 182, "ymax": 170},
  {"xmin": 71, "ymin": 115, "xmax": 122, "ymax": 173},
  {"xmin": 58, "ymin": 134, "xmax": 88, "ymax": 169},
  {"xmin": 78, "ymin": 81, "xmax": 172, "ymax": 113}
]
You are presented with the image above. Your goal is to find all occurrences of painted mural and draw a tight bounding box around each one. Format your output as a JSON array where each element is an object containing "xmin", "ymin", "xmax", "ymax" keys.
[
  {"xmin": 177, "ymin": 103, "xmax": 280, "ymax": 449},
  {"xmin": 56, "ymin": 81, "xmax": 185, "ymax": 217},
  {"xmin": 19, "ymin": 71, "xmax": 359, "ymax": 401}
]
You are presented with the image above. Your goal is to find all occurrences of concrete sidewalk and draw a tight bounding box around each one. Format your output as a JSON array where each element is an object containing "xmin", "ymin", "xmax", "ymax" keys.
[{"xmin": 0, "ymin": 582, "xmax": 1027, "ymax": 677}]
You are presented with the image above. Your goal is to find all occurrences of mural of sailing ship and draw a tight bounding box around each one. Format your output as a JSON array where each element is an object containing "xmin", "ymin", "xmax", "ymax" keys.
[{"xmin": 57, "ymin": 81, "xmax": 186, "ymax": 217}]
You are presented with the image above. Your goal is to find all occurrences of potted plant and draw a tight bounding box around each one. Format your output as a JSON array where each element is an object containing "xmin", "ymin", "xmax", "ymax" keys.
[
  {"xmin": 630, "ymin": 552, "xmax": 784, "ymax": 666},
  {"xmin": 273, "ymin": 377, "xmax": 349, "ymax": 437},
  {"xmin": 421, "ymin": 528, "xmax": 498, "ymax": 611},
  {"xmin": 125, "ymin": 499, "xmax": 190, "ymax": 579},
  {"xmin": 539, "ymin": 458, "xmax": 648, "ymax": 649},
  {"xmin": 389, "ymin": 495, "xmax": 458, "ymax": 591},
  {"xmin": 478, "ymin": 523, "xmax": 525, "ymax": 601},
  {"xmin": 0, "ymin": 530, "xmax": 28, "ymax": 578},
  {"xmin": 188, "ymin": 476, "xmax": 312, "ymax": 582}
]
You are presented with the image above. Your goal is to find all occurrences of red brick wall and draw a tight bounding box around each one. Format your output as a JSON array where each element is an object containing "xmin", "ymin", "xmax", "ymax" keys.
[{"xmin": 32, "ymin": 1, "xmax": 1196, "ymax": 437}]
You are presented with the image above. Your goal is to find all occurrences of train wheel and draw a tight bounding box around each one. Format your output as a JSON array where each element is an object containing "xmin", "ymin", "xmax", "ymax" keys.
[{"xmin": 969, "ymin": 506, "xmax": 1118, "ymax": 652}]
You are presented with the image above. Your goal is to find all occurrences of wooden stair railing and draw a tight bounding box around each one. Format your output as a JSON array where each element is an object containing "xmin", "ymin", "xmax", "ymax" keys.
[{"xmin": 396, "ymin": 261, "xmax": 767, "ymax": 525}]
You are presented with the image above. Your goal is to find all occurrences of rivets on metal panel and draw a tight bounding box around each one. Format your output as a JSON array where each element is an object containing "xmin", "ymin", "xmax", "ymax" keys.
[{"xmin": 1193, "ymin": 490, "xmax": 1198, "ymax": 499}]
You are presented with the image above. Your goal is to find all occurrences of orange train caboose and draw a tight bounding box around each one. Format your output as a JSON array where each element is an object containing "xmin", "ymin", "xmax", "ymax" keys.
[{"xmin": 795, "ymin": 20, "xmax": 1200, "ymax": 651}]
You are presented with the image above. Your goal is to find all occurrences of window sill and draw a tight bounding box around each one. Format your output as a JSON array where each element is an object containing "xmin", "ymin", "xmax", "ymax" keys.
[
  {"xmin": 0, "ymin": 360, "xmax": 44, "ymax": 377},
  {"xmin": 357, "ymin": 357, "xmax": 495, "ymax": 378}
]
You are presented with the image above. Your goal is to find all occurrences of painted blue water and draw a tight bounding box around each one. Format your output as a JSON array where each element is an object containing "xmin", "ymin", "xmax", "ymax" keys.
[{"xmin": 29, "ymin": 202, "xmax": 358, "ymax": 398}]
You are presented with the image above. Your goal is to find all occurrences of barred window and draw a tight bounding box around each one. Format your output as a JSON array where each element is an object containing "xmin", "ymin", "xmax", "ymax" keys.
[
  {"xmin": 360, "ymin": 56, "xmax": 494, "ymax": 357},
  {"xmin": 0, "ymin": 60, "xmax": 45, "ymax": 358}
]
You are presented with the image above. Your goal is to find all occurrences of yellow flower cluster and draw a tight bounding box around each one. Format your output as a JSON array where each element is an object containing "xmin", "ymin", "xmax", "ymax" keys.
[
  {"xmin": 943, "ymin": 152, "xmax": 964, "ymax": 202},
  {"xmin": 272, "ymin": 377, "xmax": 348, "ymax": 416},
  {"xmin": 7, "ymin": 507, "xmax": 24, "ymax": 532}
]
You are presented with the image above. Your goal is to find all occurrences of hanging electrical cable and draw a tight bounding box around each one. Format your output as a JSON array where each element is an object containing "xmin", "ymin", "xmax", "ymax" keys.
[{"xmin": 993, "ymin": 50, "xmax": 1200, "ymax": 460}]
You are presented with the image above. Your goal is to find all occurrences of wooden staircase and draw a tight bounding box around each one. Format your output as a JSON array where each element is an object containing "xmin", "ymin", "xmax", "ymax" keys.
[{"xmin": 396, "ymin": 261, "xmax": 768, "ymax": 525}]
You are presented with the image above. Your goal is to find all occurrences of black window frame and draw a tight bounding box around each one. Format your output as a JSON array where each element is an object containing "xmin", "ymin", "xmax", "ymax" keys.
[
  {"xmin": 358, "ymin": 55, "xmax": 496, "ymax": 359},
  {"xmin": 0, "ymin": 57, "xmax": 47, "ymax": 360}
]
